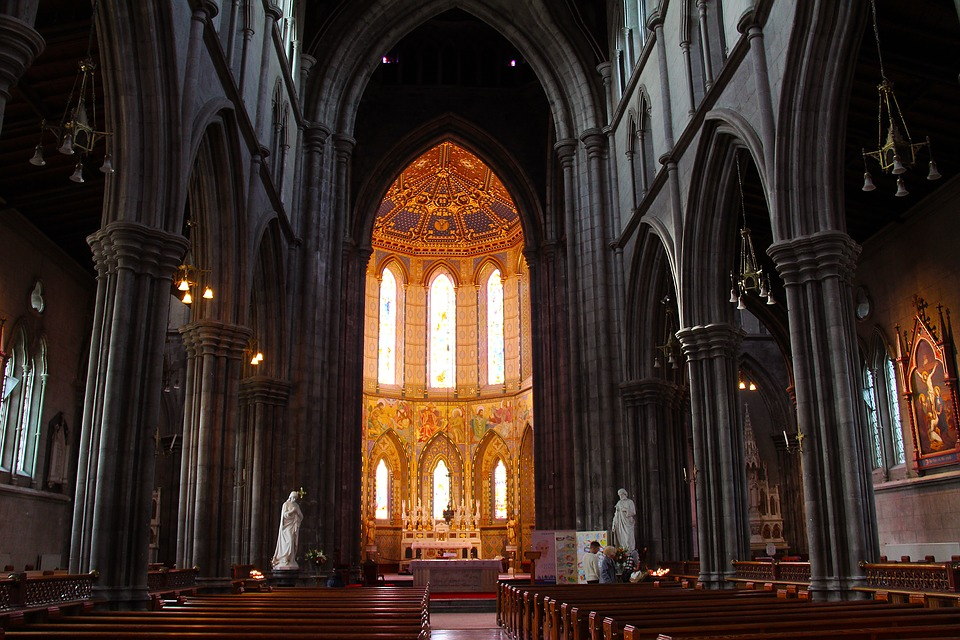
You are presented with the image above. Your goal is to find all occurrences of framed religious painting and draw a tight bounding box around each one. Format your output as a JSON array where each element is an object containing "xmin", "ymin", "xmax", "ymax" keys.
[{"xmin": 896, "ymin": 297, "xmax": 960, "ymax": 472}]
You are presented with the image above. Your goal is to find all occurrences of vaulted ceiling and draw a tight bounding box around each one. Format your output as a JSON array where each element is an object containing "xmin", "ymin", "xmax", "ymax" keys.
[
  {"xmin": 0, "ymin": 2, "xmax": 956, "ymax": 273},
  {"xmin": 373, "ymin": 142, "xmax": 523, "ymax": 257}
]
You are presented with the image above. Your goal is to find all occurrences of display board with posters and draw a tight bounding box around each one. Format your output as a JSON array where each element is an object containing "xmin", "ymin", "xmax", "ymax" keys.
[
  {"xmin": 576, "ymin": 530, "xmax": 608, "ymax": 583},
  {"xmin": 531, "ymin": 529, "xmax": 577, "ymax": 583}
]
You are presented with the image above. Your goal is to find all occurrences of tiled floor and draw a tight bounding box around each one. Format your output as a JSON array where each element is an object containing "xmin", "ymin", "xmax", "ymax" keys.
[{"xmin": 430, "ymin": 612, "xmax": 509, "ymax": 638}]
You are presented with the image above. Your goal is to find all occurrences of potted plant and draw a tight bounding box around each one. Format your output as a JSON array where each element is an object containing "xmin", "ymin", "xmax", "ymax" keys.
[{"xmin": 305, "ymin": 548, "xmax": 328, "ymax": 575}]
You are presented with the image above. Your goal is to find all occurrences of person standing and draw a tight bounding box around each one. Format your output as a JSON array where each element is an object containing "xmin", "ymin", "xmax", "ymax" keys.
[
  {"xmin": 583, "ymin": 541, "xmax": 601, "ymax": 584},
  {"xmin": 598, "ymin": 545, "xmax": 618, "ymax": 584}
]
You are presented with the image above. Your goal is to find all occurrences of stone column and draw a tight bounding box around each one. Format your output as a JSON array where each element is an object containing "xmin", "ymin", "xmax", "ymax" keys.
[
  {"xmin": 526, "ymin": 243, "xmax": 576, "ymax": 532},
  {"xmin": 620, "ymin": 378, "xmax": 692, "ymax": 564},
  {"xmin": 176, "ymin": 320, "xmax": 250, "ymax": 579},
  {"xmin": 71, "ymin": 222, "xmax": 188, "ymax": 605},
  {"xmin": 236, "ymin": 376, "xmax": 291, "ymax": 568},
  {"xmin": 676, "ymin": 323, "xmax": 748, "ymax": 589},
  {"xmin": 768, "ymin": 231, "xmax": 878, "ymax": 599},
  {"xmin": 0, "ymin": 3, "xmax": 43, "ymax": 133}
]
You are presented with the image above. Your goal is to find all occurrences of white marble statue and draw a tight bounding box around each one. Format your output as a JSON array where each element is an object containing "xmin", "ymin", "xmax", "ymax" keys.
[
  {"xmin": 271, "ymin": 491, "xmax": 303, "ymax": 570},
  {"xmin": 611, "ymin": 488, "xmax": 637, "ymax": 551}
]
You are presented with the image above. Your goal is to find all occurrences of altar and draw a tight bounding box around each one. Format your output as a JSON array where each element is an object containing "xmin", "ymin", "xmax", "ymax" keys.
[{"xmin": 410, "ymin": 559, "xmax": 501, "ymax": 592}]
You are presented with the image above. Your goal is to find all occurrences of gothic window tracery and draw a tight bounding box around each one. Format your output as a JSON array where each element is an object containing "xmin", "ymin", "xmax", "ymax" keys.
[
  {"xmin": 378, "ymin": 267, "xmax": 398, "ymax": 384},
  {"xmin": 487, "ymin": 269, "xmax": 504, "ymax": 385},
  {"xmin": 433, "ymin": 459, "xmax": 450, "ymax": 520},
  {"xmin": 429, "ymin": 271, "xmax": 456, "ymax": 388},
  {"xmin": 375, "ymin": 459, "xmax": 389, "ymax": 519},
  {"xmin": 0, "ymin": 327, "xmax": 46, "ymax": 478},
  {"xmin": 493, "ymin": 458, "xmax": 507, "ymax": 519}
]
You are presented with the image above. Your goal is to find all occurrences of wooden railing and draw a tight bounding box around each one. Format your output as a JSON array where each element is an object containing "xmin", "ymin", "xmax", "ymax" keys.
[
  {"xmin": 146, "ymin": 567, "xmax": 199, "ymax": 595},
  {"xmin": 0, "ymin": 571, "xmax": 97, "ymax": 611},
  {"xmin": 860, "ymin": 560, "xmax": 960, "ymax": 593},
  {"xmin": 731, "ymin": 560, "xmax": 812, "ymax": 584}
]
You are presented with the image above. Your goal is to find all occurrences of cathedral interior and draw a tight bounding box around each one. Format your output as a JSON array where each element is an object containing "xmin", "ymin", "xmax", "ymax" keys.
[{"xmin": 0, "ymin": 0, "xmax": 958, "ymax": 605}]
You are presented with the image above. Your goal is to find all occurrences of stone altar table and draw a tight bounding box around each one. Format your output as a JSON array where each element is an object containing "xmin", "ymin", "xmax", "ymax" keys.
[{"xmin": 410, "ymin": 559, "xmax": 501, "ymax": 592}]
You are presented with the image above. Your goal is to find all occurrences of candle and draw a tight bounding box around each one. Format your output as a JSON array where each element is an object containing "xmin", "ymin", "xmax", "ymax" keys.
[{"xmin": 783, "ymin": 430, "xmax": 789, "ymax": 448}]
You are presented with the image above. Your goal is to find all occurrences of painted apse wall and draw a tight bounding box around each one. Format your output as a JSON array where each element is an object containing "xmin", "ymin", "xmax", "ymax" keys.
[{"xmin": 358, "ymin": 143, "xmax": 535, "ymax": 562}]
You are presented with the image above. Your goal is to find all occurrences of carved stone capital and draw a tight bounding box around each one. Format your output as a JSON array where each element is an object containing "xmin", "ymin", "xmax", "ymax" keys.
[
  {"xmin": 554, "ymin": 138, "xmax": 578, "ymax": 166},
  {"xmin": 767, "ymin": 231, "xmax": 860, "ymax": 287},
  {"xmin": 239, "ymin": 376, "xmax": 292, "ymax": 405},
  {"xmin": 333, "ymin": 133, "xmax": 356, "ymax": 159},
  {"xmin": 620, "ymin": 378, "xmax": 680, "ymax": 407},
  {"xmin": 676, "ymin": 323, "xmax": 743, "ymax": 361},
  {"xmin": 180, "ymin": 320, "xmax": 252, "ymax": 359},
  {"xmin": 87, "ymin": 222, "xmax": 189, "ymax": 279},
  {"xmin": 579, "ymin": 128, "xmax": 606, "ymax": 158},
  {"xmin": 303, "ymin": 122, "xmax": 331, "ymax": 150},
  {"xmin": 0, "ymin": 14, "xmax": 44, "ymax": 99}
]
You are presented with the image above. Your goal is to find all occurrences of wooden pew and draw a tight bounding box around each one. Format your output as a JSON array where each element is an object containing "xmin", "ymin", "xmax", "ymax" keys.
[
  {"xmin": 2, "ymin": 586, "xmax": 431, "ymax": 640},
  {"xmin": 615, "ymin": 603, "xmax": 960, "ymax": 640}
]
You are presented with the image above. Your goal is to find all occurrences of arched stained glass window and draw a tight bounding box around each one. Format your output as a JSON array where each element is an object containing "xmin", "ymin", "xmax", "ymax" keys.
[
  {"xmin": 0, "ymin": 331, "xmax": 45, "ymax": 477},
  {"xmin": 487, "ymin": 269, "xmax": 505, "ymax": 385},
  {"xmin": 378, "ymin": 269, "xmax": 397, "ymax": 384},
  {"xmin": 863, "ymin": 366, "xmax": 883, "ymax": 469},
  {"xmin": 433, "ymin": 459, "xmax": 450, "ymax": 520},
  {"xmin": 429, "ymin": 273, "xmax": 455, "ymax": 388},
  {"xmin": 493, "ymin": 459, "xmax": 507, "ymax": 519},
  {"xmin": 375, "ymin": 459, "xmax": 389, "ymax": 519},
  {"xmin": 885, "ymin": 355, "xmax": 906, "ymax": 465}
]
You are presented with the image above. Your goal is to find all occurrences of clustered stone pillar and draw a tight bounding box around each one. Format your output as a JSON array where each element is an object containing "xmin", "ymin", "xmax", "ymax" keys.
[
  {"xmin": 769, "ymin": 231, "xmax": 879, "ymax": 599},
  {"xmin": 235, "ymin": 377, "xmax": 292, "ymax": 568},
  {"xmin": 71, "ymin": 222, "xmax": 189, "ymax": 604},
  {"xmin": 677, "ymin": 323, "xmax": 749, "ymax": 589},
  {"xmin": 621, "ymin": 378, "xmax": 691, "ymax": 565},
  {"xmin": 176, "ymin": 320, "xmax": 250, "ymax": 579}
]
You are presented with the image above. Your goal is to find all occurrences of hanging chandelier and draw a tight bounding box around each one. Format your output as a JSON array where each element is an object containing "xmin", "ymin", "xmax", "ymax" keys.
[
  {"xmin": 27, "ymin": 1, "xmax": 113, "ymax": 182},
  {"xmin": 174, "ymin": 263, "xmax": 213, "ymax": 305},
  {"xmin": 654, "ymin": 295, "xmax": 681, "ymax": 370},
  {"xmin": 729, "ymin": 156, "xmax": 775, "ymax": 308},
  {"xmin": 860, "ymin": 0, "xmax": 940, "ymax": 196},
  {"xmin": 246, "ymin": 338, "xmax": 264, "ymax": 366}
]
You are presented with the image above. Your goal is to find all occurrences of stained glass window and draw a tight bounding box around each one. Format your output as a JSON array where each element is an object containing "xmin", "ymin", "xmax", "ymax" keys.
[
  {"xmin": 378, "ymin": 269, "xmax": 397, "ymax": 384},
  {"xmin": 487, "ymin": 269, "xmax": 505, "ymax": 385},
  {"xmin": 375, "ymin": 459, "xmax": 389, "ymax": 519},
  {"xmin": 433, "ymin": 459, "xmax": 450, "ymax": 520},
  {"xmin": 493, "ymin": 459, "xmax": 507, "ymax": 519},
  {"xmin": 429, "ymin": 273, "xmax": 455, "ymax": 388},
  {"xmin": 863, "ymin": 367, "xmax": 883, "ymax": 469},
  {"xmin": 885, "ymin": 356, "xmax": 906, "ymax": 465}
]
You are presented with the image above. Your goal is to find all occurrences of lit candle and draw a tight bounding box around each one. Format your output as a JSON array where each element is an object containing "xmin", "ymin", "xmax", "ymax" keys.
[{"xmin": 783, "ymin": 430, "xmax": 790, "ymax": 448}]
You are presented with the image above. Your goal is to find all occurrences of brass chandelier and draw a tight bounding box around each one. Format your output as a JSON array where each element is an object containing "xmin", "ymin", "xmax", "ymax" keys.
[
  {"xmin": 729, "ymin": 156, "xmax": 775, "ymax": 308},
  {"xmin": 860, "ymin": 0, "xmax": 940, "ymax": 196},
  {"xmin": 27, "ymin": 0, "xmax": 113, "ymax": 182}
]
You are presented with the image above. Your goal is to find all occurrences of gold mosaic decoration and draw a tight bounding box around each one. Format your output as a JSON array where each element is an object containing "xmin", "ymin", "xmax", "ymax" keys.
[{"xmin": 373, "ymin": 142, "xmax": 522, "ymax": 255}]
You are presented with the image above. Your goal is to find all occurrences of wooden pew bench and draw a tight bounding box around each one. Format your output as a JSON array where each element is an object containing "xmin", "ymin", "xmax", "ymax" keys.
[{"xmin": 615, "ymin": 605, "xmax": 960, "ymax": 640}]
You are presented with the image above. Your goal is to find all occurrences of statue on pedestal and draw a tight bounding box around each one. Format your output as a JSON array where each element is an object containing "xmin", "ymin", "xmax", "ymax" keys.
[
  {"xmin": 610, "ymin": 488, "xmax": 637, "ymax": 551},
  {"xmin": 271, "ymin": 491, "xmax": 303, "ymax": 570}
]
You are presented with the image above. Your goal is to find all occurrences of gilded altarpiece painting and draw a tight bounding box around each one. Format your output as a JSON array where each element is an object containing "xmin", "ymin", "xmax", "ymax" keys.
[
  {"xmin": 361, "ymin": 391, "xmax": 534, "ymax": 561},
  {"xmin": 897, "ymin": 298, "xmax": 960, "ymax": 471}
]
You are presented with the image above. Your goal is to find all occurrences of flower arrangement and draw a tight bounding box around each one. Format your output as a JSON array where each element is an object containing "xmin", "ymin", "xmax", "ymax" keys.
[{"xmin": 305, "ymin": 548, "xmax": 328, "ymax": 566}]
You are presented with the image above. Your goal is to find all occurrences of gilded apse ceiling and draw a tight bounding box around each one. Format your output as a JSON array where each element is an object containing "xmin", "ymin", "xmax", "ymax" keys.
[{"xmin": 372, "ymin": 142, "xmax": 522, "ymax": 256}]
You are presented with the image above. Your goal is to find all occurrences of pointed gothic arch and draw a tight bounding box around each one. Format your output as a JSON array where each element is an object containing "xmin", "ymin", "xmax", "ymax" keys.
[
  {"xmin": 473, "ymin": 429, "xmax": 512, "ymax": 524},
  {"xmin": 368, "ymin": 429, "xmax": 409, "ymax": 523},
  {"xmin": 418, "ymin": 432, "xmax": 464, "ymax": 519}
]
